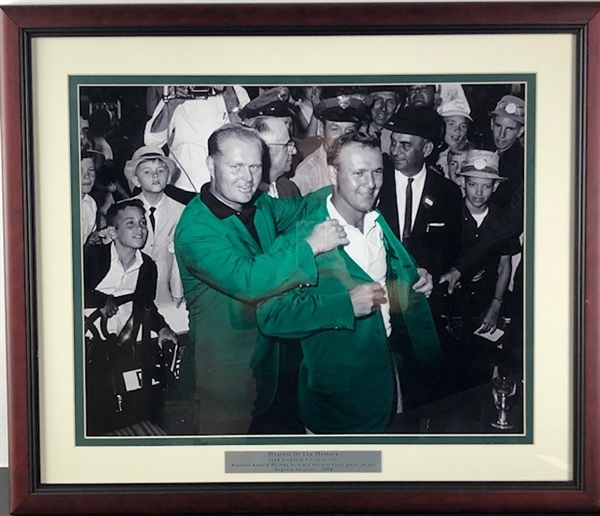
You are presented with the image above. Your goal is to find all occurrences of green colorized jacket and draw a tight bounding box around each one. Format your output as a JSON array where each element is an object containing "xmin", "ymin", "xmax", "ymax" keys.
[
  {"xmin": 174, "ymin": 192, "xmax": 317, "ymax": 434},
  {"xmin": 256, "ymin": 189, "xmax": 441, "ymax": 434}
]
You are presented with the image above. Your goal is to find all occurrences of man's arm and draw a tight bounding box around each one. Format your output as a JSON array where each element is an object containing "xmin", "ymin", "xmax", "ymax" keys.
[
  {"xmin": 478, "ymin": 254, "xmax": 513, "ymax": 334},
  {"xmin": 175, "ymin": 219, "xmax": 346, "ymax": 304},
  {"xmin": 443, "ymin": 184, "xmax": 524, "ymax": 291},
  {"xmin": 257, "ymin": 281, "xmax": 387, "ymax": 340}
]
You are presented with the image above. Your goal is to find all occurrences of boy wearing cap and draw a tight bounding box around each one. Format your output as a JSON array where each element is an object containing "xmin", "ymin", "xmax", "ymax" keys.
[
  {"xmin": 487, "ymin": 94, "xmax": 525, "ymax": 208},
  {"xmin": 436, "ymin": 98, "xmax": 473, "ymax": 178},
  {"xmin": 291, "ymin": 96, "xmax": 368, "ymax": 195},
  {"xmin": 126, "ymin": 145, "xmax": 186, "ymax": 307},
  {"xmin": 453, "ymin": 150, "xmax": 520, "ymax": 383}
]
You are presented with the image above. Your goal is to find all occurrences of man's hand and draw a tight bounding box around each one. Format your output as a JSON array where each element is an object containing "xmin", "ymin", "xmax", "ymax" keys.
[
  {"xmin": 439, "ymin": 267, "xmax": 462, "ymax": 294},
  {"xmin": 305, "ymin": 219, "xmax": 349, "ymax": 256},
  {"xmin": 477, "ymin": 299, "xmax": 502, "ymax": 334},
  {"xmin": 158, "ymin": 327, "xmax": 178, "ymax": 348},
  {"xmin": 413, "ymin": 268, "xmax": 433, "ymax": 298},
  {"xmin": 100, "ymin": 296, "xmax": 118, "ymax": 319},
  {"xmin": 349, "ymin": 282, "xmax": 387, "ymax": 318}
]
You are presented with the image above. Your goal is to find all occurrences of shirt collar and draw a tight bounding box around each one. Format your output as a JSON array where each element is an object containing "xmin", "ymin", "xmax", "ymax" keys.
[
  {"xmin": 394, "ymin": 163, "xmax": 427, "ymax": 186},
  {"xmin": 139, "ymin": 192, "xmax": 165, "ymax": 211},
  {"xmin": 326, "ymin": 194, "xmax": 379, "ymax": 233},
  {"xmin": 110, "ymin": 241, "xmax": 143, "ymax": 271},
  {"xmin": 200, "ymin": 182, "xmax": 258, "ymax": 220}
]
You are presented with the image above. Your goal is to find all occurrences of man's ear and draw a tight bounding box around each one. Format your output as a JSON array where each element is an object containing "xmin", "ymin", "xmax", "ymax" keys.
[
  {"xmin": 493, "ymin": 180, "xmax": 500, "ymax": 192},
  {"xmin": 328, "ymin": 165, "xmax": 338, "ymax": 185},
  {"xmin": 517, "ymin": 125, "xmax": 525, "ymax": 138},
  {"xmin": 131, "ymin": 175, "xmax": 141, "ymax": 188},
  {"xmin": 422, "ymin": 140, "xmax": 434, "ymax": 159},
  {"xmin": 206, "ymin": 156, "xmax": 216, "ymax": 181}
]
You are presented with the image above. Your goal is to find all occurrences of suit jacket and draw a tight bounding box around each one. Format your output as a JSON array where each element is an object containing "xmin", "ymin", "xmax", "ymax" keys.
[
  {"xmin": 378, "ymin": 160, "xmax": 463, "ymax": 282},
  {"xmin": 135, "ymin": 193, "xmax": 185, "ymax": 305},
  {"xmin": 174, "ymin": 192, "xmax": 318, "ymax": 434},
  {"xmin": 256, "ymin": 188, "xmax": 441, "ymax": 434}
]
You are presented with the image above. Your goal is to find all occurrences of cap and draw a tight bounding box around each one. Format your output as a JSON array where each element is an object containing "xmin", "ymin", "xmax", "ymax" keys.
[
  {"xmin": 238, "ymin": 87, "xmax": 297, "ymax": 120},
  {"xmin": 458, "ymin": 149, "xmax": 506, "ymax": 181},
  {"xmin": 386, "ymin": 106, "xmax": 445, "ymax": 146},
  {"xmin": 314, "ymin": 95, "xmax": 369, "ymax": 123},
  {"xmin": 490, "ymin": 95, "xmax": 525, "ymax": 124},
  {"xmin": 437, "ymin": 98, "xmax": 473, "ymax": 121},
  {"xmin": 124, "ymin": 145, "xmax": 178, "ymax": 186}
]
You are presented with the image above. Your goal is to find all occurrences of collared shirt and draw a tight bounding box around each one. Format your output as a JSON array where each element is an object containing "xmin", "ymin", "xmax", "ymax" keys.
[
  {"xmin": 200, "ymin": 183, "xmax": 260, "ymax": 244},
  {"xmin": 89, "ymin": 242, "xmax": 144, "ymax": 336},
  {"xmin": 394, "ymin": 164, "xmax": 427, "ymax": 241},
  {"xmin": 326, "ymin": 195, "xmax": 391, "ymax": 336},
  {"xmin": 81, "ymin": 193, "xmax": 97, "ymax": 244},
  {"xmin": 291, "ymin": 144, "xmax": 331, "ymax": 195},
  {"xmin": 138, "ymin": 192, "xmax": 166, "ymax": 237}
]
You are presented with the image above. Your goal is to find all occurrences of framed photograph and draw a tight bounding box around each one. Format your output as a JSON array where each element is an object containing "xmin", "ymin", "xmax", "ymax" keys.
[{"xmin": 3, "ymin": 2, "xmax": 600, "ymax": 513}]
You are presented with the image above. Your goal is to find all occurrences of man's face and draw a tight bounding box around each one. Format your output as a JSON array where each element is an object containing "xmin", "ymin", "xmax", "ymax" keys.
[
  {"xmin": 464, "ymin": 176, "xmax": 497, "ymax": 210},
  {"xmin": 208, "ymin": 137, "xmax": 263, "ymax": 211},
  {"xmin": 80, "ymin": 157, "xmax": 96, "ymax": 196},
  {"xmin": 444, "ymin": 115, "xmax": 470, "ymax": 146},
  {"xmin": 114, "ymin": 206, "xmax": 148, "ymax": 249},
  {"xmin": 408, "ymin": 85, "xmax": 436, "ymax": 108},
  {"xmin": 447, "ymin": 152, "xmax": 468, "ymax": 186},
  {"xmin": 331, "ymin": 143, "xmax": 384, "ymax": 218},
  {"xmin": 390, "ymin": 133, "xmax": 431, "ymax": 176},
  {"xmin": 370, "ymin": 91, "xmax": 399, "ymax": 128},
  {"xmin": 262, "ymin": 119, "xmax": 296, "ymax": 181},
  {"xmin": 133, "ymin": 158, "xmax": 171, "ymax": 194},
  {"xmin": 323, "ymin": 120, "xmax": 359, "ymax": 149},
  {"xmin": 491, "ymin": 115, "xmax": 524, "ymax": 152}
]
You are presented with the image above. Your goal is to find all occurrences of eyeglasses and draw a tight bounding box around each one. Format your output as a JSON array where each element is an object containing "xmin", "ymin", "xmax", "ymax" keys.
[{"xmin": 268, "ymin": 141, "xmax": 296, "ymax": 153}]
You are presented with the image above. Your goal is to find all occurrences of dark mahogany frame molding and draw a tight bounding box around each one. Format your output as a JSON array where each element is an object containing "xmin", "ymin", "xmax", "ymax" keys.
[{"xmin": 2, "ymin": 3, "xmax": 599, "ymax": 514}]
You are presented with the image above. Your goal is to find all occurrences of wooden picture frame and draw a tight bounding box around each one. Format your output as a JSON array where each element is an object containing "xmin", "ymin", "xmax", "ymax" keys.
[{"xmin": 2, "ymin": 2, "xmax": 599, "ymax": 513}]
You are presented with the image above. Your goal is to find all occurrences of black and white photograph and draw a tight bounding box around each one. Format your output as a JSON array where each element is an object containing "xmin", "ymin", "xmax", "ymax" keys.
[{"xmin": 77, "ymin": 79, "xmax": 529, "ymax": 440}]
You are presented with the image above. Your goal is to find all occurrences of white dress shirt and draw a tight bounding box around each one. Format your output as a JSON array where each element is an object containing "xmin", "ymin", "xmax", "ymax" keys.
[
  {"xmin": 326, "ymin": 195, "xmax": 391, "ymax": 336},
  {"xmin": 87, "ymin": 243, "xmax": 144, "ymax": 337}
]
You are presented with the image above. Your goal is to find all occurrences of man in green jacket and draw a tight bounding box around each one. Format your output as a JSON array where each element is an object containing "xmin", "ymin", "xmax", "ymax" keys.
[
  {"xmin": 174, "ymin": 123, "xmax": 348, "ymax": 435},
  {"xmin": 257, "ymin": 132, "xmax": 441, "ymax": 434}
]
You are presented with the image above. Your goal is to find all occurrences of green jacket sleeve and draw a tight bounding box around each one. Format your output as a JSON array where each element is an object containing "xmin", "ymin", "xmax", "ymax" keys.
[
  {"xmin": 257, "ymin": 286, "xmax": 355, "ymax": 339},
  {"xmin": 177, "ymin": 229, "xmax": 318, "ymax": 304}
]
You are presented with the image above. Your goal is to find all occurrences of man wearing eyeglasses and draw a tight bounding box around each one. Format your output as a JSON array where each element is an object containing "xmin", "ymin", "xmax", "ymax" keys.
[{"xmin": 245, "ymin": 116, "xmax": 301, "ymax": 198}]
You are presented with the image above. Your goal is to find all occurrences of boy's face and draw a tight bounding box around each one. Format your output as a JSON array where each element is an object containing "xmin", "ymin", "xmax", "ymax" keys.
[
  {"xmin": 447, "ymin": 151, "xmax": 468, "ymax": 185},
  {"xmin": 464, "ymin": 176, "xmax": 498, "ymax": 209},
  {"xmin": 114, "ymin": 206, "xmax": 148, "ymax": 249},
  {"xmin": 80, "ymin": 157, "xmax": 96, "ymax": 195},
  {"xmin": 491, "ymin": 114, "xmax": 524, "ymax": 152},
  {"xmin": 444, "ymin": 115, "xmax": 470, "ymax": 146},
  {"xmin": 133, "ymin": 158, "xmax": 171, "ymax": 193}
]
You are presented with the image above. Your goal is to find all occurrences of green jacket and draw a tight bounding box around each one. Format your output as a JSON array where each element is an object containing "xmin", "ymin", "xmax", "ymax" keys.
[
  {"xmin": 174, "ymin": 192, "xmax": 317, "ymax": 434},
  {"xmin": 257, "ymin": 189, "xmax": 441, "ymax": 434}
]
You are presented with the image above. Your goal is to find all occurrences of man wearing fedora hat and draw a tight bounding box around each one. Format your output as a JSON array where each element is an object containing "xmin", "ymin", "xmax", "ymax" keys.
[
  {"xmin": 125, "ymin": 145, "xmax": 186, "ymax": 307},
  {"xmin": 378, "ymin": 106, "xmax": 463, "ymax": 394},
  {"xmin": 378, "ymin": 106, "xmax": 463, "ymax": 294},
  {"xmin": 487, "ymin": 94, "xmax": 525, "ymax": 208}
]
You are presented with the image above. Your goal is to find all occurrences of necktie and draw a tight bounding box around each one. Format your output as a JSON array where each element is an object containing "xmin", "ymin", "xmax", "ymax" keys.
[
  {"xmin": 149, "ymin": 206, "xmax": 156, "ymax": 232},
  {"xmin": 402, "ymin": 178, "xmax": 414, "ymax": 242}
]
